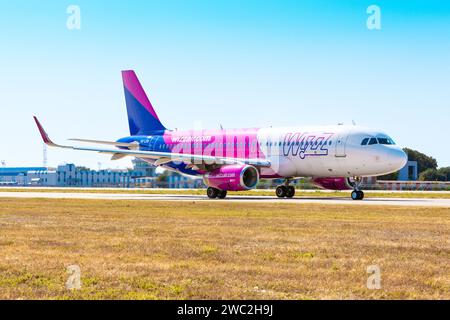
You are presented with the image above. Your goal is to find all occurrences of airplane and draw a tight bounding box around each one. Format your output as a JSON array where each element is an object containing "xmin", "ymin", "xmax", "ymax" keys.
[{"xmin": 33, "ymin": 70, "xmax": 407, "ymax": 200}]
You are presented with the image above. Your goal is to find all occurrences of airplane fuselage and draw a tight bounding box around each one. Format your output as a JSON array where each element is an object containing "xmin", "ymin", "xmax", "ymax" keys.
[{"xmin": 117, "ymin": 125, "xmax": 407, "ymax": 179}]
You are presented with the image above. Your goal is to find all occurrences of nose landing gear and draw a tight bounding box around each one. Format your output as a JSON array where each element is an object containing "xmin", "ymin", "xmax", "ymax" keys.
[
  {"xmin": 276, "ymin": 179, "xmax": 295, "ymax": 198},
  {"xmin": 350, "ymin": 177, "xmax": 364, "ymax": 200},
  {"xmin": 351, "ymin": 190, "xmax": 364, "ymax": 200}
]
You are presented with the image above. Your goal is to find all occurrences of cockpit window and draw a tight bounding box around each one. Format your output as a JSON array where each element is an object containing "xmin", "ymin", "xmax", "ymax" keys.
[
  {"xmin": 368, "ymin": 138, "xmax": 378, "ymax": 145},
  {"xmin": 377, "ymin": 137, "xmax": 395, "ymax": 145},
  {"xmin": 361, "ymin": 138, "xmax": 369, "ymax": 145}
]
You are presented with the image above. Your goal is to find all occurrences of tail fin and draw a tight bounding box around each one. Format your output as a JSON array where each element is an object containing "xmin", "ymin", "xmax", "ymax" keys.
[{"xmin": 122, "ymin": 70, "xmax": 167, "ymax": 135}]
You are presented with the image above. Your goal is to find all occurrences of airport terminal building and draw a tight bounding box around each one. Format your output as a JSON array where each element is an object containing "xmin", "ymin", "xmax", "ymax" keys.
[
  {"xmin": 0, "ymin": 167, "xmax": 50, "ymax": 186},
  {"xmin": 0, "ymin": 164, "xmax": 145, "ymax": 187},
  {"xmin": 0, "ymin": 159, "xmax": 202, "ymax": 188}
]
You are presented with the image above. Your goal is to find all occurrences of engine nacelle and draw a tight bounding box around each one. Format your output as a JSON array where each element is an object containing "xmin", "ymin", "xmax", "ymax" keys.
[
  {"xmin": 203, "ymin": 165, "xmax": 259, "ymax": 191},
  {"xmin": 312, "ymin": 177, "xmax": 354, "ymax": 190}
]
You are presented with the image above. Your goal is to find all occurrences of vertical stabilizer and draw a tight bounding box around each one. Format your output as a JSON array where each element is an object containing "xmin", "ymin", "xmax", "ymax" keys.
[{"xmin": 122, "ymin": 70, "xmax": 166, "ymax": 135}]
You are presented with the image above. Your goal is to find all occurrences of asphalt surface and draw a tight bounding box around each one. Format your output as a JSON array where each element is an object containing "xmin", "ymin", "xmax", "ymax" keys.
[{"xmin": 0, "ymin": 191, "xmax": 449, "ymax": 207}]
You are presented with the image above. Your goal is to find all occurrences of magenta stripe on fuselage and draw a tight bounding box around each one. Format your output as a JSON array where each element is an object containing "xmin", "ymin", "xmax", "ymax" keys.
[{"xmin": 162, "ymin": 128, "xmax": 263, "ymax": 159}]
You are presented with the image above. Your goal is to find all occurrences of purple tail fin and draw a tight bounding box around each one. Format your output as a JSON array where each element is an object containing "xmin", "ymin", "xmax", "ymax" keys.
[{"xmin": 122, "ymin": 70, "xmax": 167, "ymax": 135}]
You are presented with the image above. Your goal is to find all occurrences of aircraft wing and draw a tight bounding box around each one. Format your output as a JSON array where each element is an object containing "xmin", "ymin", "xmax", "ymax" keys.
[
  {"xmin": 68, "ymin": 138, "xmax": 140, "ymax": 149},
  {"xmin": 33, "ymin": 116, "xmax": 271, "ymax": 168}
]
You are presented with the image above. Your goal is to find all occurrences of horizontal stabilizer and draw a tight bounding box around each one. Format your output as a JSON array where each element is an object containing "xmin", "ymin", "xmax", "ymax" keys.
[{"xmin": 111, "ymin": 153, "xmax": 128, "ymax": 160}]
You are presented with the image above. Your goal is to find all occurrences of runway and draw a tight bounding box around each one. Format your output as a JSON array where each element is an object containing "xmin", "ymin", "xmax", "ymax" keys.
[{"xmin": 1, "ymin": 191, "xmax": 449, "ymax": 207}]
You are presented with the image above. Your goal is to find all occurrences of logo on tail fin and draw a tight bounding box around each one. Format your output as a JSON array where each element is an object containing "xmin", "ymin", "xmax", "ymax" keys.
[{"xmin": 122, "ymin": 70, "xmax": 167, "ymax": 135}]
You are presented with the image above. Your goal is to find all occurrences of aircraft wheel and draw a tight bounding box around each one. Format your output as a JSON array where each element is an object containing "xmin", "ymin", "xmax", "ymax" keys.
[
  {"xmin": 351, "ymin": 190, "xmax": 364, "ymax": 200},
  {"xmin": 217, "ymin": 190, "xmax": 227, "ymax": 199},
  {"xmin": 286, "ymin": 186, "xmax": 295, "ymax": 198},
  {"xmin": 276, "ymin": 186, "xmax": 287, "ymax": 198},
  {"xmin": 207, "ymin": 187, "xmax": 219, "ymax": 199}
]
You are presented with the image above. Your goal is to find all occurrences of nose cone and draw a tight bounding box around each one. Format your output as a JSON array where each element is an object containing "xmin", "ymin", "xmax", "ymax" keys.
[{"xmin": 388, "ymin": 148, "xmax": 408, "ymax": 171}]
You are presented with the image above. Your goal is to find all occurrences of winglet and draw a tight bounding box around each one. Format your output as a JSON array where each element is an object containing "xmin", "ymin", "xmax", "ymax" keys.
[{"xmin": 33, "ymin": 116, "xmax": 57, "ymax": 147}]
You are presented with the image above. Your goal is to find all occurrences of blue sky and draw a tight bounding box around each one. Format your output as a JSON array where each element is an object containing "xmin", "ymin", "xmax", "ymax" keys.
[{"xmin": 0, "ymin": 0, "xmax": 449, "ymax": 169}]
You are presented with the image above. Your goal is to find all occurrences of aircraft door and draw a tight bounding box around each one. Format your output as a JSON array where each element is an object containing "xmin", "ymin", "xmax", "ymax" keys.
[{"xmin": 335, "ymin": 129, "xmax": 350, "ymax": 157}]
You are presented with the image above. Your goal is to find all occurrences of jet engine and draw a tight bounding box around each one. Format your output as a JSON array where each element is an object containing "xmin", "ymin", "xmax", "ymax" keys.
[{"xmin": 203, "ymin": 164, "xmax": 259, "ymax": 191}]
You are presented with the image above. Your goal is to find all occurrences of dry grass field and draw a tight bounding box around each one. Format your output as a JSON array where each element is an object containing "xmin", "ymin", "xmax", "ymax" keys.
[{"xmin": 0, "ymin": 198, "xmax": 449, "ymax": 299}]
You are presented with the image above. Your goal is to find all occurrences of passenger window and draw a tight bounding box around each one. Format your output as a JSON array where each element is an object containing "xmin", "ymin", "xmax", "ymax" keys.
[
  {"xmin": 368, "ymin": 138, "xmax": 378, "ymax": 145},
  {"xmin": 361, "ymin": 138, "xmax": 369, "ymax": 146}
]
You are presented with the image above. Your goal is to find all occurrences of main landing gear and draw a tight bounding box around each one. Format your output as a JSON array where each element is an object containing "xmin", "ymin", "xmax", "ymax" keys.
[
  {"xmin": 276, "ymin": 179, "xmax": 295, "ymax": 198},
  {"xmin": 350, "ymin": 177, "xmax": 364, "ymax": 200},
  {"xmin": 206, "ymin": 187, "xmax": 227, "ymax": 199}
]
